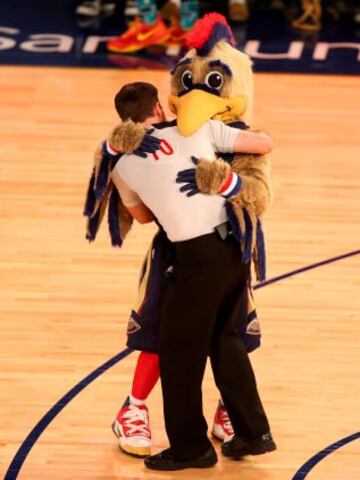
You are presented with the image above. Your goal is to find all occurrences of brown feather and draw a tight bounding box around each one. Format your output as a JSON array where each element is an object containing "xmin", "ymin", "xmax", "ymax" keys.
[
  {"xmin": 93, "ymin": 141, "xmax": 104, "ymax": 183},
  {"xmin": 118, "ymin": 199, "xmax": 133, "ymax": 240},
  {"xmin": 195, "ymin": 158, "xmax": 230, "ymax": 194},
  {"xmin": 108, "ymin": 120, "xmax": 146, "ymax": 154},
  {"xmin": 230, "ymin": 153, "xmax": 272, "ymax": 217}
]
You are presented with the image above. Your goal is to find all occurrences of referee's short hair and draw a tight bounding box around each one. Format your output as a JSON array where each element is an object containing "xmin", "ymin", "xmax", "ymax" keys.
[{"xmin": 115, "ymin": 82, "xmax": 159, "ymax": 123}]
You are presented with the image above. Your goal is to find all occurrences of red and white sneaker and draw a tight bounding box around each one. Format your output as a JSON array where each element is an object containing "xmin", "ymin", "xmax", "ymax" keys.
[
  {"xmin": 112, "ymin": 397, "xmax": 151, "ymax": 457},
  {"xmin": 211, "ymin": 400, "xmax": 234, "ymax": 442}
]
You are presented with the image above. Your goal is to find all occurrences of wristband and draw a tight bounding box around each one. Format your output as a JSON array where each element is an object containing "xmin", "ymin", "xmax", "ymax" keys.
[
  {"xmin": 220, "ymin": 171, "xmax": 243, "ymax": 198},
  {"xmin": 106, "ymin": 140, "xmax": 120, "ymax": 156}
]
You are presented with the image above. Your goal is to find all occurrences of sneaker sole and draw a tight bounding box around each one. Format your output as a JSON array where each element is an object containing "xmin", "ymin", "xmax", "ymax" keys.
[
  {"xmin": 107, "ymin": 35, "xmax": 170, "ymax": 53},
  {"xmin": 107, "ymin": 44, "xmax": 143, "ymax": 53},
  {"xmin": 119, "ymin": 443, "xmax": 151, "ymax": 458},
  {"xmin": 211, "ymin": 430, "xmax": 224, "ymax": 442},
  {"xmin": 166, "ymin": 44, "xmax": 183, "ymax": 57},
  {"xmin": 111, "ymin": 422, "xmax": 151, "ymax": 458}
]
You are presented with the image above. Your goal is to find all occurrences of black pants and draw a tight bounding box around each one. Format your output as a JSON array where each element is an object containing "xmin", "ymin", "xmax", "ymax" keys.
[{"xmin": 159, "ymin": 231, "xmax": 270, "ymax": 461}]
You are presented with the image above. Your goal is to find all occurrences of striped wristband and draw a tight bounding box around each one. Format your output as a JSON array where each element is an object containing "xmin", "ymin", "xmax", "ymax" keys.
[
  {"xmin": 220, "ymin": 171, "xmax": 243, "ymax": 198},
  {"xmin": 106, "ymin": 140, "xmax": 120, "ymax": 156}
]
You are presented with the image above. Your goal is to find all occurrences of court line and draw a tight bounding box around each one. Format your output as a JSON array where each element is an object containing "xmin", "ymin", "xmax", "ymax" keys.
[
  {"xmin": 4, "ymin": 249, "xmax": 360, "ymax": 480},
  {"xmin": 253, "ymin": 249, "xmax": 359, "ymax": 290},
  {"xmin": 292, "ymin": 432, "xmax": 360, "ymax": 480},
  {"xmin": 4, "ymin": 348, "xmax": 133, "ymax": 480}
]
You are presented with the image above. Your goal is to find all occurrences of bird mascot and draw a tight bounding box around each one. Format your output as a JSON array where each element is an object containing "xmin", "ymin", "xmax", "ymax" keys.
[
  {"xmin": 83, "ymin": 12, "xmax": 272, "ymax": 457},
  {"xmin": 170, "ymin": 13, "xmax": 272, "ymax": 283}
]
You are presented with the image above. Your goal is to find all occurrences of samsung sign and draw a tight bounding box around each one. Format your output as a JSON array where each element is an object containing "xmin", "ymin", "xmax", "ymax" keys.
[
  {"xmin": 0, "ymin": 27, "xmax": 114, "ymax": 53},
  {"xmin": 1, "ymin": 26, "xmax": 359, "ymax": 72},
  {"xmin": 245, "ymin": 40, "xmax": 360, "ymax": 61}
]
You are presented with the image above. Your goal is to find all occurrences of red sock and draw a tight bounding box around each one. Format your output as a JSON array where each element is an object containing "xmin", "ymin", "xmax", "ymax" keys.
[{"xmin": 131, "ymin": 351, "xmax": 160, "ymax": 401}]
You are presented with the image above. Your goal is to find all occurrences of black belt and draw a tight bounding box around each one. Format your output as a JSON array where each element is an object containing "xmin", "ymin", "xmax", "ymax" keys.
[
  {"xmin": 166, "ymin": 223, "xmax": 234, "ymax": 279},
  {"xmin": 215, "ymin": 222, "xmax": 233, "ymax": 240}
]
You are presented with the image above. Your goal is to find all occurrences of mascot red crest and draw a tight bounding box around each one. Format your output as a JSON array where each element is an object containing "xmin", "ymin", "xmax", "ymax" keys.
[{"xmin": 186, "ymin": 13, "xmax": 235, "ymax": 53}]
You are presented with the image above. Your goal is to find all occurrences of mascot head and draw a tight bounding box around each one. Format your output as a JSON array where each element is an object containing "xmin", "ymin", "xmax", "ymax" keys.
[{"xmin": 169, "ymin": 13, "xmax": 253, "ymax": 136}]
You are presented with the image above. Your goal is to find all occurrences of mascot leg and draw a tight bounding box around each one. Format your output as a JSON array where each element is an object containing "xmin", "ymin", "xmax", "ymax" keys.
[
  {"xmin": 131, "ymin": 351, "xmax": 160, "ymax": 401},
  {"xmin": 228, "ymin": 0, "xmax": 249, "ymax": 22},
  {"xmin": 292, "ymin": 0, "xmax": 322, "ymax": 31},
  {"xmin": 112, "ymin": 352, "xmax": 159, "ymax": 458},
  {"xmin": 180, "ymin": 0, "xmax": 199, "ymax": 30},
  {"xmin": 113, "ymin": 231, "xmax": 174, "ymax": 457}
]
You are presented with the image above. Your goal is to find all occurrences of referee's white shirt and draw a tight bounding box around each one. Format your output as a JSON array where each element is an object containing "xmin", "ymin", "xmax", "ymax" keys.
[{"xmin": 111, "ymin": 119, "xmax": 239, "ymax": 242}]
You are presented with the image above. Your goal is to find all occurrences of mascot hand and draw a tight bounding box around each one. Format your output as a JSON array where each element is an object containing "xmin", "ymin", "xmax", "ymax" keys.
[
  {"xmin": 107, "ymin": 120, "xmax": 161, "ymax": 158},
  {"xmin": 176, "ymin": 156, "xmax": 242, "ymax": 198},
  {"xmin": 133, "ymin": 128, "xmax": 161, "ymax": 158},
  {"xmin": 175, "ymin": 156, "xmax": 200, "ymax": 197}
]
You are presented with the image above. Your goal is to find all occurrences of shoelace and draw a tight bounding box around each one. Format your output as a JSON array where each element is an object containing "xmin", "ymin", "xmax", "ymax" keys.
[
  {"xmin": 123, "ymin": 406, "xmax": 151, "ymax": 437},
  {"xmin": 219, "ymin": 408, "xmax": 234, "ymax": 435}
]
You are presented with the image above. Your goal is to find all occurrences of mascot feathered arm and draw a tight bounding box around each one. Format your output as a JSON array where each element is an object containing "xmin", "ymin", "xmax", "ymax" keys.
[
  {"xmin": 193, "ymin": 151, "xmax": 272, "ymax": 217},
  {"xmin": 229, "ymin": 152, "xmax": 272, "ymax": 217},
  {"xmin": 182, "ymin": 150, "xmax": 272, "ymax": 282},
  {"xmin": 83, "ymin": 121, "xmax": 160, "ymax": 246},
  {"xmin": 177, "ymin": 145, "xmax": 272, "ymax": 282}
]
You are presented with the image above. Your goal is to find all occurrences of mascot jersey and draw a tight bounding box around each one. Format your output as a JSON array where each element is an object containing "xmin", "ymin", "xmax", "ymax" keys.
[{"xmin": 111, "ymin": 119, "xmax": 240, "ymax": 242}]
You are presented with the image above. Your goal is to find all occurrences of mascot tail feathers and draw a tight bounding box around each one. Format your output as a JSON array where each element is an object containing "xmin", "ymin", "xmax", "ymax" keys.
[
  {"xmin": 83, "ymin": 141, "xmax": 132, "ymax": 246},
  {"xmin": 225, "ymin": 202, "xmax": 266, "ymax": 281},
  {"xmin": 108, "ymin": 187, "xmax": 123, "ymax": 247},
  {"xmin": 84, "ymin": 168, "xmax": 97, "ymax": 218},
  {"xmin": 254, "ymin": 219, "xmax": 266, "ymax": 282}
]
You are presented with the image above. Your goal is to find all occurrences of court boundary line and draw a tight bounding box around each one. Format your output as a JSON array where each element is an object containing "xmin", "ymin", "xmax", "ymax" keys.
[
  {"xmin": 292, "ymin": 432, "xmax": 360, "ymax": 480},
  {"xmin": 4, "ymin": 348, "xmax": 133, "ymax": 480},
  {"xmin": 253, "ymin": 249, "xmax": 359, "ymax": 290},
  {"xmin": 3, "ymin": 249, "xmax": 360, "ymax": 480}
]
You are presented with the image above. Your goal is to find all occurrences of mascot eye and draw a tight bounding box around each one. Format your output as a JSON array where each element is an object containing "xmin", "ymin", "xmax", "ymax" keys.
[
  {"xmin": 205, "ymin": 71, "xmax": 224, "ymax": 90},
  {"xmin": 181, "ymin": 70, "xmax": 193, "ymax": 90}
]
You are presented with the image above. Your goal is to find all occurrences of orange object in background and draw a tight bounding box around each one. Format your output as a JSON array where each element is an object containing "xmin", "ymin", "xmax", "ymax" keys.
[{"xmin": 107, "ymin": 15, "xmax": 170, "ymax": 53}]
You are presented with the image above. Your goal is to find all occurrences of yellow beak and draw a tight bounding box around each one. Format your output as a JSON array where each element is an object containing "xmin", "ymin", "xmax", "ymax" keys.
[{"xmin": 168, "ymin": 89, "xmax": 247, "ymax": 136}]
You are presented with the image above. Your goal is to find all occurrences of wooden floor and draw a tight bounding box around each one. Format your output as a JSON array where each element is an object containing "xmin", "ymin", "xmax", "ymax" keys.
[{"xmin": 0, "ymin": 66, "xmax": 359, "ymax": 480}]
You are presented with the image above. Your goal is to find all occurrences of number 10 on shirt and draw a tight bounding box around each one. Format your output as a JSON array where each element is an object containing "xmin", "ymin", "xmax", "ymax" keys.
[{"xmin": 152, "ymin": 139, "xmax": 174, "ymax": 161}]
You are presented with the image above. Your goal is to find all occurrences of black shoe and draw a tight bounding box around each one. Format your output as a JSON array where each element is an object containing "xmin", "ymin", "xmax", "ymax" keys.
[
  {"xmin": 144, "ymin": 446, "xmax": 218, "ymax": 471},
  {"xmin": 222, "ymin": 432, "xmax": 276, "ymax": 459}
]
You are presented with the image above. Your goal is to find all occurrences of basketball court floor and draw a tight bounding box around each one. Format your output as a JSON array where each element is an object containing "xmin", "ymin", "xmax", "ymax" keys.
[{"xmin": 0, "ymin": 66, "xmax": 359, "ymax": 480}]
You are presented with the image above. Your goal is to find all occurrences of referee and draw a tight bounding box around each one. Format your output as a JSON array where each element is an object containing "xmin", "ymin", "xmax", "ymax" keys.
[{"xmin": 110, "ymin": 82, "xmax": 276, "ymax": 471}]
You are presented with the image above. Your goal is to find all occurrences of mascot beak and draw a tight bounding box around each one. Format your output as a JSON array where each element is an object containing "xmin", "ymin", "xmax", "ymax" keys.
[{"xmin": 169, "ymin": 90, "xmax": 247, "ymax": 137}]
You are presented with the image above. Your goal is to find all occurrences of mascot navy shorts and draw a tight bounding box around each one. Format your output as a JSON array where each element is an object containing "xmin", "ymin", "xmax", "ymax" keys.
[{"xmin": 126, "ymin": 229, "xmax": 261, "ymax": 354}]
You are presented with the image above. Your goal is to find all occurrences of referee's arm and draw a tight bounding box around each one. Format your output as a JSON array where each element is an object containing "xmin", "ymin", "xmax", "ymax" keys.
[
  {"xmin": 126, "ymin": 204, "xmax": 154, "ymax": 224},
  {"xmin": 210, "ymin": 120, "xmax": 274, "ymax": 155},
  {"xmin": 111, "ymin": 169, "xmax": 154, "ymax": 224},
  {"xmin": 233, "ymin": 129, "xmax": 274, "ymax": 155}
]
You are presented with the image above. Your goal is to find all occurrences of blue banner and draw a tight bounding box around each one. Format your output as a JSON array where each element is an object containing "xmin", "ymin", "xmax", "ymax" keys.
[{"xmin": 1, "ymin": 1, "xmax": 359, "ymax": 74}]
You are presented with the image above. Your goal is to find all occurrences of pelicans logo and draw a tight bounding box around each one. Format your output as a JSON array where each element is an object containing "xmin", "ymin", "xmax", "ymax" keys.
[
  {"xmin": 127, "ymin": 312, "xmax": 141, "ymax": 335},
  {"xmin": 246, "ymin": 318, "xmax": 261, "ymax": 336}
]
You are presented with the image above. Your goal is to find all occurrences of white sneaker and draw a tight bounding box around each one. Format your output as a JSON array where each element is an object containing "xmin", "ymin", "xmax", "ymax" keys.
[
  {"xmin": 112, "ymin": 397, "xmax": 151, "ymax": 458},
  {"xmin": 102, "ymin": 2, "xmax": 116, "ymax": 16},
  {"xmin": 211, "ymin": 400, "xmax": 234, "ymax": 442},
  {"xmin": 76, "ymin": 0, "xmax": 101, "ymax": 16},
  {"xmin": 124, "ymin": 0, "xmax": 139, "ymax": 17}
]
